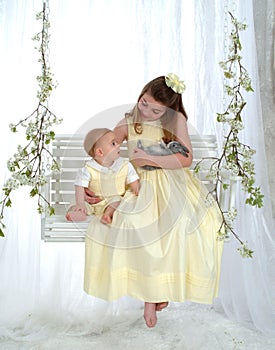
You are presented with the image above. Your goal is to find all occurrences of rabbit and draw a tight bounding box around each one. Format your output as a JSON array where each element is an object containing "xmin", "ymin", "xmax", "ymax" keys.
[{"xmin": 137, "ymin": 139, "xmax": 189, "ymax": 170}]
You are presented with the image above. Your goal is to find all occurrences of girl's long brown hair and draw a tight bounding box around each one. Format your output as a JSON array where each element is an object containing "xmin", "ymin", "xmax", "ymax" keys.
[{"xmin": 126, "ymin": 76, "xmax": 188, "ymax": 142}]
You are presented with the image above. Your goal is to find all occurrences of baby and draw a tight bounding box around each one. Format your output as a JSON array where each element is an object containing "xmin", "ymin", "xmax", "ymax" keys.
[{"xmin": 66, "ymin": 128, "xmax": 139, "ymax": 224}]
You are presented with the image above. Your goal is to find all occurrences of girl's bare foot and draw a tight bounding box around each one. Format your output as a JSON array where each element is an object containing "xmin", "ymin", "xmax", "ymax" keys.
[
  {"xmin": 66, "ymin": 211, "xmax": 87, "ymax": 222},
  {"xmin": 156, "ymin": 301, "xmax": 169, "ymax": 311},
  {"xmin": 144, "ymin": 302, "xmax": 157, "ymax": 328}
]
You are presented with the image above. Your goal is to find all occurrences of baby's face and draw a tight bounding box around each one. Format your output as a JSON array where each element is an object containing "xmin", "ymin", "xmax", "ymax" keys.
[{"xmin": 97, "ymin": 131, "xmax": 121, "ymax": 163}]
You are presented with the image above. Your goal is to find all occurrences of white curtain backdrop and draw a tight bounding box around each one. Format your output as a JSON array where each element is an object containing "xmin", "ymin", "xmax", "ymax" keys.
[{"xmin": 0, "ymin": 0, "xmax": 274, "ymax": 342}]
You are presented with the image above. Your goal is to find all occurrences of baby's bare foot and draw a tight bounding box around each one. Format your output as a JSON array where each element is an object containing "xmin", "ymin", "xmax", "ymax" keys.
[
  {"xmin": 156, "ymin": 301, "xmax": 169, "ymax": 311},
  {"xmin": 144, "ymin": 302, "xmax": 157, "ymax": 328},
  {"xmin": 66, "ymin": 211, "xmax": 87, "ymax": 222}
]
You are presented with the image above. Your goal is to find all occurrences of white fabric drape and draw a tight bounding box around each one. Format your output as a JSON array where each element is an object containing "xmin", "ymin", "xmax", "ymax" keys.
[
  {"xmin": 193, "ymin": 0, "xmax": 275, "ymax": 335},
  {"xmin": 0, "ymin": 0, "xmax": 274, "ymax": 342}
]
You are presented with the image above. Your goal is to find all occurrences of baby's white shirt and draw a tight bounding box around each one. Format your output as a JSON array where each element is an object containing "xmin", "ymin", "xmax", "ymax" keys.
[{"xmin": 74, "ymin": 157, "xmax": 139, "ymax": 188}]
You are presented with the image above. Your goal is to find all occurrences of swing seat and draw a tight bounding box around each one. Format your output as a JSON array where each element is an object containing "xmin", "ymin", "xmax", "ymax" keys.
[{"xmin": 41, "ymin": 134, "xmax": 237, "ymax": 242}]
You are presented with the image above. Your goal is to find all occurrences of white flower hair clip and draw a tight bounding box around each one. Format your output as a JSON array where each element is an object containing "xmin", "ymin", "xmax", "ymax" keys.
[{"xmin": 165, "ymin": 73, "xmax": 186, "ymax": 94}]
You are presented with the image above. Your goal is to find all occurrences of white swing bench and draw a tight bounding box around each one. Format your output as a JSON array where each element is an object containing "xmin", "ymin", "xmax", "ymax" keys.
[{"xmin": 41, "ymin": 134, "xmax": 237, "ymax": 242}]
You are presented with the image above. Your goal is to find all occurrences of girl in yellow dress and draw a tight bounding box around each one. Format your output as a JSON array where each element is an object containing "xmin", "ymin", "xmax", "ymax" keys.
[{"xmin": 84, "ymin": 74, "xmax": 224, "ymax": 328}]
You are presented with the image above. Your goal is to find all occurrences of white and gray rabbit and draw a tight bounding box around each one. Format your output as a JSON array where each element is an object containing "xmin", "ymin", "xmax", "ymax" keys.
[{"xmin": 137, "ymin": 139, "xmax": 189, "ymax": 170}]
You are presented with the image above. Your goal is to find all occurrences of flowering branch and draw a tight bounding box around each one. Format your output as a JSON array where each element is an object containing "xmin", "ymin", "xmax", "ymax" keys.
[
  {"xmin": 194, "ymin": 12, "xmax": 264, "ymax": 258},
  {"xmin": 0, "ymin": 2, "xmax": 62, "ymax": 237}
]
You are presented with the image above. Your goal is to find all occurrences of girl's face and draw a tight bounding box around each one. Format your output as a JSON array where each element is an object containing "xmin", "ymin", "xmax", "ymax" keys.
[{"xmin": 138, "ymin": 93, "xmax": 167, "ymax": 121}]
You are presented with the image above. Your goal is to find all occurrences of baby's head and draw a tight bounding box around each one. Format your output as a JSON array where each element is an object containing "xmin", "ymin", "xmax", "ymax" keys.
[{"xmin": 84, "ymin": 128, "xmax": 120, "ymax": 164}]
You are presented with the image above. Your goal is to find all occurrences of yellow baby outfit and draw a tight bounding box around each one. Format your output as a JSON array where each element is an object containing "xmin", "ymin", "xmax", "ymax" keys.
[
  {"xmin": 84, "ymin": 118, "xmax": 224, "ymax": 304},
  {"xmin": 85, "ymin": 160, "xmax": 129, "ymax": 217}
]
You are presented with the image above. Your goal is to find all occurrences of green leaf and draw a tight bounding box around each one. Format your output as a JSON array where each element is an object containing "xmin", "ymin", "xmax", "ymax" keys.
[
  {"xmin": 193, "ymin": 165, "xmax": 200, "ymax": 173},
  {"xmin": 224, "ymin": 71, "xmax": 233, "ymax": 79},
  {"xmin": 30, "ymin": 187, "xmax": 39, "ymax": 197},
  {"xmin": 246, "ymin": 85, "xmax": 254, "ymax": 92},
  {"xmin": 49, "ymin": 206, "xmax": 55, "ymax": 216},
  {"xmin": 6, "ymin": 198, "xmax": 12, "ymax": 207},
  {"xmin": 0, "ymin": 228, "xmax": 5, "ymax": 237},
  {"xmin": 4, "ymin": 188, "xmax": 12, "ymax": 196}
]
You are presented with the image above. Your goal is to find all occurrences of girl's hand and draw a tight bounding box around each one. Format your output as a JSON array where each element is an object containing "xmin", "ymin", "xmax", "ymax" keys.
[
  {"xmin": 132, "ymin": 145, "xmax": 192, "ymax": 169},
  {"xmin": 132, "ymin": 148, "xmax": 152, "ymax": 167},
  {"xmin": 84, "ymin": 188, "xmax": 102, "ymax": 204}
]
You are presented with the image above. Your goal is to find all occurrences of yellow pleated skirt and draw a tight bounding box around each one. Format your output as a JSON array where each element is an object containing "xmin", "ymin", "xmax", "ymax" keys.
[{"xmin": 84, "ymin": 165, "xmax": 224, "ymax": 304}]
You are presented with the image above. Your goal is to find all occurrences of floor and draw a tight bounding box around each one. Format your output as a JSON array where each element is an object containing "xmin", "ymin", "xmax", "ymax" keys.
[{"xmin": 0, "ymin": 302, "xmax": 275, "ymax": 350}]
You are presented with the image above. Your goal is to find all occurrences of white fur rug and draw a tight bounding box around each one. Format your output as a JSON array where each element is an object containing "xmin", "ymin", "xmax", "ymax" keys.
[{"xmin": 1, "ymin": 302, "xmax": 274, "ymax": 350}]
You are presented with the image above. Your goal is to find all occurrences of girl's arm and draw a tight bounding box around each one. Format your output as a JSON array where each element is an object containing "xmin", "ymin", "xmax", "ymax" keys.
[
  {"xmin": 84, "ymin": 188, "xmax": 102, "ymax": 204},
  {"xmin": 114, "ymin": 118, "xmax": 128, "ymax": 143},
  {"xmin": 132, "ymin": 115, "xmax": 193, "ymax": 169},
  {"xmin": 132, "ymin": 149, "xmax": 192, "ymax": 169}
]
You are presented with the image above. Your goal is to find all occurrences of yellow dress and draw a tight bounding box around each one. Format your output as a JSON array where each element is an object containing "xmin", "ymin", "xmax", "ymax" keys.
[{"xmin": 84, "ymin": 118, "xmax": 224, "ymax": 304}]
